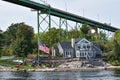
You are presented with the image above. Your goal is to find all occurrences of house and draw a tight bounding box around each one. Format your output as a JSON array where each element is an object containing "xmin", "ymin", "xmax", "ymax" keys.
[
  {"xmin": 52, "ymin": 38, "xmax": 102, "ymax": 60},
  {"xmin": 58, "ymin": 42, "xmax": 74, "ymax": 58},
  {"xmin": 74, "ymin": 38, "xmax": 102, "ymax": 59}
]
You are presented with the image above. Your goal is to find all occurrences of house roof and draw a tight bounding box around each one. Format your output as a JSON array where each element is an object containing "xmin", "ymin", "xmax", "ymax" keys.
[
  {"xmin": 75, "ymin": 38, "xmax": 82, "ymax": 43},
  {"xmin": 75, "ymin": 38, "xmax": 91, "ymax": 44},
  {"xmin": 59, "ymin": 42, "xmax": 73, "ymax": 49}
]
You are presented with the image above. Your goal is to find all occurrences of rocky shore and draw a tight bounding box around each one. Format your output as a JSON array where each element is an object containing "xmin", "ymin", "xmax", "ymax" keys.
[
  {"xmin": 0, "ymin": 66, "xmax": 120, "ymax": 72},
  {"xmin": 0, "ymin": 60, "xmax": 120, "ymax": 72}
]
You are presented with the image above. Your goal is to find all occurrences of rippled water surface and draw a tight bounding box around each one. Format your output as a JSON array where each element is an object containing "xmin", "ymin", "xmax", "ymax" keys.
[{"xmin": 0, "ymin": 70, "xmax": 120, "ymax": 80}]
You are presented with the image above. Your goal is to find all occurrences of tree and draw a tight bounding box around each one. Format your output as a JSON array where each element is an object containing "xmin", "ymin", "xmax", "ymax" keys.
[
  {"xmin": 3, "ymin": 23, "xmax": 19, "ymax": 46},
  {"xmin": 40, "ymin": 27, "xmax": 65, "ymax": 47},
  {"xmin": 12, "ymin": 23, "xmax": 34, "ymax": 58},
  {"xmin": 0, "ymin": 29, "xmax": 3, "ymax": 45},
  {"xmin": 80, "ymin": 24, "xmax": 90, "ymax": 38},
  {"xmin": 32, "ymin": 33, "xmax": 38, "ymax": 54},
  {"xmin": 114, "ymin": 30, "xmax": 120, "ymax": 60},
  {"xmin": 98, "ymin": 31, "xmax": 108, "ymax": 42},
  {"xmin": 69, "ymin": 26, "xmax": 82, "ymax": 39},
  {"xmin": 0, "ymin": 29, "xmax": 3, "ymax": 57},
  {"xmin": 1, "ymin": 23, "xmax": 22, "ymax": 57}
]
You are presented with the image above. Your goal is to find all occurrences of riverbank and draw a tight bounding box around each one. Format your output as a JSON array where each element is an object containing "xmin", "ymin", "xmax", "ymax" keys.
[{"xmin": 0, "ymin": 66, "xmax": 120, "ymax": 72}]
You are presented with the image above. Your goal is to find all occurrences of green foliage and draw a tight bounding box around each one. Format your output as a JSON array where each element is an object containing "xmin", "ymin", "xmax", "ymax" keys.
[
  {"xmin": 98, "ymin": 31, "xmax": 108, "ymax": 41},
  {"xmin": 56, "ymin": 53, "xmax": 63, "ymax": 58},
  {"xmin": 23, "ymin": 64, "xmax": 31, "ymax": 69},
  {"xmin": 80, "ymin": 24, "xmax": 90, "ymax": 38},
  {"xmin": 32, "ymin": 34, "xmax": 38, "ymax": 54},
  {"xmin": 114, "ymin": 30, "xmax": 120, "ymax": 60},
  {"xmin": 1, "ymin": 47, "xmax": 13, "ymax": 56},
  {"xmin": 0, "ymin": 29, "xmax": 3, "ymax": 57},
  {"xmin": 94, "ymin": 41, "xmax": 113, "ymax": 53},
  {"xmin": 0, "ymin": 59, "xmax": 15, "ymax": 67},
  {"xmin": 105, "ymin": 30, "xmax": 120, "ymax": 66},
  {"xmin": 40, "ymin": 28, "xmax": 66, "ymax": 47},
  {"xmin": 69, "ymin": 27, "xmax": 82, "ymax": 39},
  {"xmin": 11, "ymin": 23, "xmax": 34, "ymax": 57},
  {"xmin": 111, "ymin": 60, "xmax": 120, "ymax": 66},
  {"xmin": 2, "ymin": 23, "xmax": 35, "ymax": 57},
  {"xmin": 107, "ymin": 51, "xmax": 116, "ymax": 61},
  {"xmin": 3, "ymin": 23, "xmax": 19, "ymax": 46},
  {"xmin": 0, "ymin": 23, "xmax": 21, "ymax": 57}
]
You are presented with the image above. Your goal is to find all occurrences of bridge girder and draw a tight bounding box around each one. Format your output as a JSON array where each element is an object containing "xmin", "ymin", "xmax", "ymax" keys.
[{"xmin": 3, "ymin": 0, "xmax": 119, "ymax": 32}]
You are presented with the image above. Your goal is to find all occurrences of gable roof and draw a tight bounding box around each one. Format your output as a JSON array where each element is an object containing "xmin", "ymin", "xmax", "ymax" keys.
[
  {"xmin": 75, "ymin": 38, "xmax": 82, "ymax": 43},
  {"xmin": 59, "ymin": 42, "xmax": 73, "ymax": 49},
  {"xmin": 76, "ymin": 38, "xmax": 91, "ymax": 44}
]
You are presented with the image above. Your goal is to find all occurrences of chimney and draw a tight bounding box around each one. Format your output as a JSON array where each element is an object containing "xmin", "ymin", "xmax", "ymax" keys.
[{"xmin": 71, "ymin": 38, "xmax": 75, "ymax": 48}]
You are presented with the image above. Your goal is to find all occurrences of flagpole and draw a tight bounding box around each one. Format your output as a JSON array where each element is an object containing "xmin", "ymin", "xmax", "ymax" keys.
[{"xmin": 37, "ymin": 10, "xmax": 40, "ymax": 67}]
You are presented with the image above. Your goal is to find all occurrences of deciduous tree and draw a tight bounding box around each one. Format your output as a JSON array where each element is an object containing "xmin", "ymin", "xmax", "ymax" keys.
[
  {"xmin": 80, "ymin": 24, "xmax": 90, "ymax": 37},
  {"xmin": 0, "ymin": 29, "xmax": 3, "ymax": 57},
  {"xmin": 114, "ymin": 30, "xmax": 120, "ymax": 60},
  {"xmin": 12, "ymin": 23, "xmax": 34, "ymax": 58}
]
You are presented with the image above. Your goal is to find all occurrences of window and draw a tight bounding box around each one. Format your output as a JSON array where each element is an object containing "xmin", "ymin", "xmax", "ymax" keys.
[
  {"xmin": 85, "ymin": 52, "xmax": 86, "ymax": 56},
  {"xmin": 80, "ymin": 53, "xmax": 81, "ymax": 56},
  {"xmin": 76, "ymin": 51, "xmax": 80, "ymax": 57},
  {"xmin": 70, "ymin": 52, "xmax": 72, "ymax": 55},
  {"xmin": 87, "ymin": 44, "xmax": 90, "ymax": 49},
  {"xmin": 81, "ymin": 52, "xmax": 84, "ymax": 57},
  {"xmin": 88, "ymin": 52, "xmax": 90, "ymax": 57},
  {"xmin": 83, "ymin": 44, "xmax": 86, "ymax": 49},
  {"xmin": 78, "ymin": 46, "xmax": 80, "ymax": 49},
  {"xmin": 66, "ymin": 52, "xmax": 68, "ymax": 55}
]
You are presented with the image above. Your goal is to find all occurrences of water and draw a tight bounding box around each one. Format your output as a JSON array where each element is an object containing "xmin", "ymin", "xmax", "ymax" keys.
[{"xmin": 0, "ymin": 70, "xmax": 120, "ymax": 80}]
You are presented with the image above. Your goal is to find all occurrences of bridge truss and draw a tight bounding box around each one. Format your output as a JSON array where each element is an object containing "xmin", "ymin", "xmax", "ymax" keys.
[{"xmin": 3, "ymin": 0, "xmax": 119, "ymax": 42}]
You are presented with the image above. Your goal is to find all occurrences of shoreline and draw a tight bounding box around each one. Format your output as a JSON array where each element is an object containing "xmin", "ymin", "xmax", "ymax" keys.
[{"xmin": 0, "ymin": 66, "xmax": 120, "ymax": 72}]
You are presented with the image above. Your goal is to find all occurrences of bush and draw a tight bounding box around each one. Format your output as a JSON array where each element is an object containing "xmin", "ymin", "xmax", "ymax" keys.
[
  {"xmin": 56, "ymin": 53, "xmax": 63, "ymax": 58},
  {"xmin": 106, "ymin": 51, "xmax": 116, "ymax": 61},
  {"xmin": 1, "ymin": 47, "xmax": 13, "ymax": 56},
  {"xmin": 111, "ymin": 60, "xmax": 120, "ymax": 66}
]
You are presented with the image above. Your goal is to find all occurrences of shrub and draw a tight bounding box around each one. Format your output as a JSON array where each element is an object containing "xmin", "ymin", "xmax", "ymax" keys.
[{"xmin": 111, "ymin": 60, "xmax": 120, "ymax": 66}]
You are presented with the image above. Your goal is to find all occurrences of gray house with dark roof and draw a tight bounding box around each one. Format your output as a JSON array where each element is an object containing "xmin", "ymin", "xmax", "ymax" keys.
[
  {"xmin": 75, "ymin": 38, "xmax": 102, "ymax": 59},
  {"xmin": 52, "ymin": 38, "xmax": 102, "ymax": 59},
  {"xmin": 58, "ymin": 42, "xmax": 74, "ymax": 58}
]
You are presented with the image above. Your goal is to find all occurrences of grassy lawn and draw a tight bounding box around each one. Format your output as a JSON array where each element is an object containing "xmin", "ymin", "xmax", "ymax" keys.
[
  {"xmin": 0, "ymin": 59, "xmax": 15, "ymax": 68},
  {"xmin": 0, "ymin": 57, "xmax": 33, "ymax": 69}
]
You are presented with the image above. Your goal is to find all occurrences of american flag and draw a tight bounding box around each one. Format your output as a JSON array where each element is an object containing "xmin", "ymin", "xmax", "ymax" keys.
[{"xmin": 39, "ymin": 42, "xmax": 50, "ymax": 54}]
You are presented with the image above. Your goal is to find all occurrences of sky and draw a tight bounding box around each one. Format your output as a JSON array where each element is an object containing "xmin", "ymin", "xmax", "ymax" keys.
[{"xmin": 0, "ymin": 0, "xmax": 120, "ymax": 33}]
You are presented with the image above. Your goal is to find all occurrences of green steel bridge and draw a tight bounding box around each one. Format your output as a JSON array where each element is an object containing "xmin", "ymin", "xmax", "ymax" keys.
[{"xmin": 3, "ymin": 0, "xmax": 119, "ymax": 32}]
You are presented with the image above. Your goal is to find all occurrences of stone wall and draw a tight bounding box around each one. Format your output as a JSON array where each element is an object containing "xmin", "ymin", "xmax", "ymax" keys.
[{"xmin": 39, "ymin": 58, "xmax": 80, "ymax": 64}]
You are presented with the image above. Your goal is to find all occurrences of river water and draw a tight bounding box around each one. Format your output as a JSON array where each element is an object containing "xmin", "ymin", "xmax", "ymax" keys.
[{"xmin": 0, "ymin": 69, "xmax": 120, "ymax": 80}]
